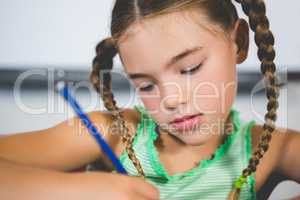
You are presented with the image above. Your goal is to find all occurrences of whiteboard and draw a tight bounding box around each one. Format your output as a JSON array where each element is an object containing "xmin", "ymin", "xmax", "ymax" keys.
[{"xmin": 0, "ymin": 0, "xmax": 299, "ymax": 72}]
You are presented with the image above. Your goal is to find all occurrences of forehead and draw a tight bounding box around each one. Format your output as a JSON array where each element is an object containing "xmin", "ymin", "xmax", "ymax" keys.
[{"xmin": 118, "ymin": 10, "xmax": 224, "ymax": 72}]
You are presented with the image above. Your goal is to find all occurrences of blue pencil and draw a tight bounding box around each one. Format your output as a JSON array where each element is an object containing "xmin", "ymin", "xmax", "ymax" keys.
[{"xmin": 56, "ymin": 81, "xmax": 127, "ymax": 174}]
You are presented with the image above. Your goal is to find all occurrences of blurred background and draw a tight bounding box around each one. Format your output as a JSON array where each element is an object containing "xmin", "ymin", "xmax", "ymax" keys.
[{"xmin": 0, "ymin": 0, "xmax": 299, "ymax": 199}]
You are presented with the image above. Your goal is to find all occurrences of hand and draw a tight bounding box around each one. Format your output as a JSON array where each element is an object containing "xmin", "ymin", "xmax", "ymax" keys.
[{"xmin": 80, "ymin": 172, "xmax": 160, "ymax": 200}]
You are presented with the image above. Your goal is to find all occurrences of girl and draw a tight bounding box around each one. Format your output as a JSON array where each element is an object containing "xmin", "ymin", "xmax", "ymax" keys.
[{"xmin": 0, "ymin": 0, "xmax": 299, "ymax": 199}]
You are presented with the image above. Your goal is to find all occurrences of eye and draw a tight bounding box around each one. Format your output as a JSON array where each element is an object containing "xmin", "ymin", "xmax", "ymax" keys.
[
  {"xmin": 136, "ymin": 81, "xmax": 155, "ymax": 92},
  {"xmin": 138, "ymin": 84, "xmax": 155, "ymax": 92},
  {"xmin": 180, "ymin": 63, "xmax": 202, "ymax": 75}
]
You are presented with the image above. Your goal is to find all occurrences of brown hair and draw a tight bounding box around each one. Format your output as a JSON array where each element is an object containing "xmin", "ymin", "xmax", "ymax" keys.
[{"xmin": 90, "ymin": 0, "xmax": 280, "ymax": 199}]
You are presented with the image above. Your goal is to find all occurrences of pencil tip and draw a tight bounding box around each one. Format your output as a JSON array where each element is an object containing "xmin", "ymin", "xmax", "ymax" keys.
[{"xmin": 56, "ymin": 81, "xmax": 66, "ymax": 92}]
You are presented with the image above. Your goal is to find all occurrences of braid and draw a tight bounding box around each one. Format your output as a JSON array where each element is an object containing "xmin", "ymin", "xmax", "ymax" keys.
[
  {"xmin": 228, "ymin": 0, "xmax": 280, "ymax": 199},
  {"xmin": 90, "ymin": 38, "xmax": 145, "ymax": 176}
]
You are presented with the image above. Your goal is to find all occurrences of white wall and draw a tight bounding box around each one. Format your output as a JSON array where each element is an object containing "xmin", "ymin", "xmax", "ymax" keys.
[
  {"xmin": 0, "ymin": 0, "xmax": 299, "ymax": 71},
  {"xmin": 0, "ymin": 0, "xmax": 113, "ymax": 68}
]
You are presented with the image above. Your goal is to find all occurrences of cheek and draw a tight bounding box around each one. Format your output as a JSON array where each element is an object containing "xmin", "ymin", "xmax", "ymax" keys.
[
  {"xmin": 141, "ymin": 99, "xmax": 167, "ymax": 124},
  {"xmin": 138, "ymin": 90, "xmax": 161, "ymax": 117},
  {"xmin": 190, "ymin": 63, "xmax": 237, "ymax": 114},
  {"xmin": 142, "ymin": 100, "xmax": 158, "ymax": 113}
]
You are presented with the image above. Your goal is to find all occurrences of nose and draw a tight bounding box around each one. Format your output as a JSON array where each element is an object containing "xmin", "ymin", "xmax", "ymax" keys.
[{"xmin": 160, "ymin": 82, "xmax": 188, "ymax": 111}]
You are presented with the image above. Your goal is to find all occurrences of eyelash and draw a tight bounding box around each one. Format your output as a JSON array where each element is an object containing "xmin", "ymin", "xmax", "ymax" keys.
[
  {"xmin": 138, "ymin": 63, "xmax": 202, "ymax": 92},
  {"xmin": 180, "ymin": 63, "xmax": 202, "ymax": 75}
]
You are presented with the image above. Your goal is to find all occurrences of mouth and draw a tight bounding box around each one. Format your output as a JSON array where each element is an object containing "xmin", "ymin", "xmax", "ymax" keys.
[{"xmin": 169, "ymin": 113, "xmax": 203, "ymax": 132}]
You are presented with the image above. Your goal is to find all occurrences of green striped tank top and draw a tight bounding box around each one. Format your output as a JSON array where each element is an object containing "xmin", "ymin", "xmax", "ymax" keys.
[{"xmin": 119, "ymin": 105, "xmax": 256, "ymax": 200}]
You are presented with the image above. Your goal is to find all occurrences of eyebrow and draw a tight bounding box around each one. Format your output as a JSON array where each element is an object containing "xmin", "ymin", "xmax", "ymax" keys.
[{"xmin": 128, "ymin": 46, "xmax": 202, "ymax": 80}]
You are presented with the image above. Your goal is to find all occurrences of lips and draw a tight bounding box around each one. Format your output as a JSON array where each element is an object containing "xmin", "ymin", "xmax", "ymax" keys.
[
  {"xmin": 170, "ymin": 113, "xmax": 201, "ymax": 124},
  {"xmin": 169, "ymin": 113, "xmax": 203, "ymax": 132}
]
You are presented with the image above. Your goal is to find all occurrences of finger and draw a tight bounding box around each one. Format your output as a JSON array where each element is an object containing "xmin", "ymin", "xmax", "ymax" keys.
[
  {"xmin": 135, "ymin": 179, "xmax": 160, "ymax": 200},
  {"xmin": 134, "ymin": 193, "xmax": 158, "ymax": 200}
]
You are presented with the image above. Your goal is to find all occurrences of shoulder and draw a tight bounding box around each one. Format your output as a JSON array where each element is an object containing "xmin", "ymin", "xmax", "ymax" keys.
[
  {"xmin": 87, "ymin": 107, "xmax": 140, "ymax": 132},
  {"xmin": 87, "ymin": 107, "xmax": 142, "ymax": 158},
  {"xmin": 249, "ymin": 124, "xmax": 300, "ymax": 190},
  {"xmin": 249, "ymin": 124, "xmax": 289, "ymax": 148}
]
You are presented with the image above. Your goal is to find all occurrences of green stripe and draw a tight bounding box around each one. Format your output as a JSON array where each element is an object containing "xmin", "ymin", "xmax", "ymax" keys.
[{"xmin": 246, "ymin": 120, "xmax": 257, "ymax": 200}]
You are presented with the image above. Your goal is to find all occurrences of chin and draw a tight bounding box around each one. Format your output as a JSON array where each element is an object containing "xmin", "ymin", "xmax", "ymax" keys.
[{"xmin": 173, "ymin": 130, "xmax": 214, "ymax": 146}]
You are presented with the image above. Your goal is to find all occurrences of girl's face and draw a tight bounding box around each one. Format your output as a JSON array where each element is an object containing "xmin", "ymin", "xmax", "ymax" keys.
[{"xmin": 118, "ymin": 10, "xmax": 240, "ymax": 145}]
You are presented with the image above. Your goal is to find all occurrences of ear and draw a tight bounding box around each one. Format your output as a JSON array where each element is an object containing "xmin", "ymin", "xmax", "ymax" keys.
[{"xmin": 231, "ymin": 19, "xmax": 249, "ymax": 64}]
